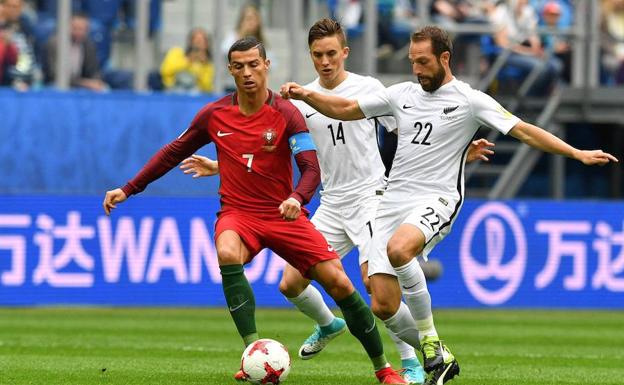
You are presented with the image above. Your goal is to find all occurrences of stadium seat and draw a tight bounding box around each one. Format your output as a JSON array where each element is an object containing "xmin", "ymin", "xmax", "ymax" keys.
[
  {"xmin": 480, "ymin": 35, "xmax": 525, "ymax": 92},
  {"xmin": 35, "ymin": 0, "xmax": 85, "ymax": 19},
  {"xmin": 83, "ymin": 0, "xmax": 122, "ymax": 26},
  {"xmin": 147, "ymin": 70, "xmax": 163, "ymax": 91},
  {"xmin": 119, "ymin": 0, "xmax": 162, "ymax": 36},
  {"xmin": 31, "ymin": 15, "xmax": 56, "ymax": 64}
]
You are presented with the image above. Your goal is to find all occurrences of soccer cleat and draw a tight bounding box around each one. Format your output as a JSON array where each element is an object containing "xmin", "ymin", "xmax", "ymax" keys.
[
  {"xmin": 298, "ymin": 317, "xmax": 347, "ymax": 360},
  {"xmin": 400, "ymin": 364, "xmax": 426, "ymax": 384},
  {"xmin": 420, "ymin": 336, "xmax": 460, "ymax": 385},
  {"xmin": 234, "ymin": 369, "xmax": 248, "ymax": 382},
  {"xmin": 375, "ymin": 366, "xmax": 409, "ymax": 384}
]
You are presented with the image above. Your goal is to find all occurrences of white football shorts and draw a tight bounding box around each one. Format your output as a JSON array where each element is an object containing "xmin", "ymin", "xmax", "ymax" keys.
[
  {"xmin": 311, "ymin": 194, "xmax": 382, "ymax": 265},
  {"xmin": 367, "ymin": 195, "xmax": 460, "ymax": 277}
]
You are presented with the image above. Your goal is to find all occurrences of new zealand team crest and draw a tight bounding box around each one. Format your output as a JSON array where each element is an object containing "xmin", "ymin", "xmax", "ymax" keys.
[{"xmin": 262, "ymin": 128, "xmax": 277, "ymax": 152}]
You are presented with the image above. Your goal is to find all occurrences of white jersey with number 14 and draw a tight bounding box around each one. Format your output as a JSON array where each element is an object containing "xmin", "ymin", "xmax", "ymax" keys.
[{"xmin": 292, "ymin": 72, "xmax": 396, "ymax": 206}]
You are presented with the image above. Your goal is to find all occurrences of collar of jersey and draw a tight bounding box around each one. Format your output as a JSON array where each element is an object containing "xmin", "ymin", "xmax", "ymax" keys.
[
  {"xmin": 314, "ymin": 71, "xmax": 353, "ymax": 94},
  {"xmin": 231, "ymin": 89, "xmax": 275, "ymax": 106},
  {"xmin": 418, "ymin": 76, "xmax": 458, "ymax": 96}
]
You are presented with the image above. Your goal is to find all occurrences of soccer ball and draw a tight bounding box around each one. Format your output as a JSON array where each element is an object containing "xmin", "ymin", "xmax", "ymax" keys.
[{"xmin": 240, "ymin": 339, "xmax": 291, "ymax": 384}]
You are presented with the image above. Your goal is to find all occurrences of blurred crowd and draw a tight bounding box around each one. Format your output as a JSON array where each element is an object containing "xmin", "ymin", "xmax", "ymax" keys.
[
  {"xmin": 2, "ymin": 0, "xmax": 624, "ymax": 94},
  {"xmin": 335, "ymin": 0, "xmax": 624, "ymax": 91},
  {"xmin": 0, "ymin": 0, "xmax": 159, "ymax": 91}
]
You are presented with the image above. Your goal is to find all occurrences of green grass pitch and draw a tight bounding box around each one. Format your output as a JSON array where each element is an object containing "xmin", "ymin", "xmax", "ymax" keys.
[{"xmin": 1, "ymin": 307, "xmax": 623, "ymax": 385}]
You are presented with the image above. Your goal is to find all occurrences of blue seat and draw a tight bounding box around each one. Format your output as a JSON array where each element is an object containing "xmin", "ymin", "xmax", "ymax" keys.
[
  {"xmin": 32, "ymin": 15, "xmax": 56, "ymax": 63},
  {"xmin": 480, "ymin": 35, "xmax": 524, "ymax": 82},
  {"xmin": 88, "ymin": 19, "xmax": 112, "ymax": 68},
  {"xmin": 326, "ymin": 0, "xmax": 339, "ymax": 19},
  {"xmin": 120, "ymin": 0, "xmax": 162, "ymax": 35},
  {"xmin": 36, "ymin": 0, "xmax": 85, "ymax": 19},
  {"xmin": 83, "ymin": 0, "xmax": 122, "ymax": 26}
]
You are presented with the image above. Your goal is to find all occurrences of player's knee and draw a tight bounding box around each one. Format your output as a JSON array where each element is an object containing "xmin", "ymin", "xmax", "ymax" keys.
[
  {"xmin": 324, "ymin": 274, "xmax": 354, "ymax": 301},
  {"xmin": 217, "ymin": 246, "xmax": 242, "ymax": 265},
  {"xmin": 371, "ymin": 296, "xmax": 397, "ymax": 320},
  {"xmin": 278, "ymin": 278, "xmax": 291, "ymax": 297},
  {"xmin": 387, "ymin": 240, "xmax": 421, "ymax": 268},
  {"xmin": 278, "ymin": 277, "xmax": 307, "ymax": 298}
]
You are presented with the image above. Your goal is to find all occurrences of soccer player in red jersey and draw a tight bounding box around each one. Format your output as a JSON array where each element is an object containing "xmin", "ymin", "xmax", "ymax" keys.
[{"xmin": 103, "ymin": 37, "xmax": 407, "ymax": 384}]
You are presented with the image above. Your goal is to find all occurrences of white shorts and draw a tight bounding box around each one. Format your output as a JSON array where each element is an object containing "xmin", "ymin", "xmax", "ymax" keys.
[
  {"xmin": 311, "ymin": 195, "xmax": 381, "ymax": 265},
  {"xmin": 367, "ymin": 195, "xmax": 460, "ymax": 277}
]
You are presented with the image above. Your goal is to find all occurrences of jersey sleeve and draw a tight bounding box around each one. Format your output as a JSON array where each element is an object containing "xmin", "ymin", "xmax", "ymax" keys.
[
  {"xmin": 290, "ymin": 150, "xmax": 320, "ymax": 205},
  {"xmin": 357, "ymin": 86, "xmax": 394, "ymax": 120},
  {"xmin": 364, "ymin": 77, "xmax": 397, "ymax": 132},
  {"xmin": 282, "ymin": 100, "xmax": 309, "ymax": 136},
  {"xmin": 377, "ymin": 115, "xmax": 397, "ymax": 132},
  {"xmin": 121, "ymin": 106, "xmax": 212, "ymax": 196},
  {"xmin": 289, "ymin": 99, "xmax": 307, "ymax": 115},
  {"xmin": 470, "ymin": 89, "xmax": 521, "ymax": 135},
  {"xmin": 273, "ymin": 97, "xmax": 319, "ymax": 205}
]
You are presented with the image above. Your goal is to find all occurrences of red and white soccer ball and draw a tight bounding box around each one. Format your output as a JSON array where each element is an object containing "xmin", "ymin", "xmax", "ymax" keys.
[{"xmin": 240, "ymin": 339, "xmax": 291, "ymax": 384}]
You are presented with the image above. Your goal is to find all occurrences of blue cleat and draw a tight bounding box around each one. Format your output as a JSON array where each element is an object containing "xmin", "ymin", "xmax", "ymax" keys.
[
  {"xmin": 298, "ymin": 317, "xmax": 347, "ymax": 360},
  {"xmin": 400, "ymin": 364, "xmax": 426, "ymax": 384}
]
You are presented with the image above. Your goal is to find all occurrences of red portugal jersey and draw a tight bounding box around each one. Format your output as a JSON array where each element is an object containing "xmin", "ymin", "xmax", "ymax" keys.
[{"xmin": 123, "ymin": 90, "xmax": 315, "ymax": 216}]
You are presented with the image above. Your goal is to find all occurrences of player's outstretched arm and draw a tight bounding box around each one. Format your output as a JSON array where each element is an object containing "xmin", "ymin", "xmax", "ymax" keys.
[
  {"xmin": 280, "ymin": 81, "xmax": 365, "ymax": 121},
  {"xmin": 103, "ymin": 188, "xmax": 127, "ymax": 216},
  {"xmin": 180, "ymin": 154, "xmax": 219, "ymax": 177},
  {"xmin": 509, "ymin": 121, "xmax": 619, "ymax": 165},
  {"xmin": 466, "ymin": 138, "xmax": 495, "ymax": 163}
]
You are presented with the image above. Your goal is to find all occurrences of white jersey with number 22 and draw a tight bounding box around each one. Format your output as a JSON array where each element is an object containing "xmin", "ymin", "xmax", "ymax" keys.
[{"xmin": 358, "ymin": 77, "xmax": 520, "ymax": 205}]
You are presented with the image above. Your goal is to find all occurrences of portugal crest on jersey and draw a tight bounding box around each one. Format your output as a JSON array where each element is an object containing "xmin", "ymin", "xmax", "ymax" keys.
[{"xmin": 262, "ymin": 128, "xmax": 277, "ymax": 152}]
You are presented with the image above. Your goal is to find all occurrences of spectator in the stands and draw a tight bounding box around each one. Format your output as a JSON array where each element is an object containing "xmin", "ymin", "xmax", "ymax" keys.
[
  {"xmin": 221, "ymin": 3, "xmax": 268, "ymax": 90},
  {"xmin": 336, "ymin": 0, "xmax": 362, "ymax": 29},
  {"xmin": 221, "ymin": 3, "xmax": 266, "ymax": 54},
  {"xmin": 540, "ymin": 1, "xmax": 571, "ymax": 82},
  {"xmin": 531, "ymin": 0, "xmax": 573, "ymax": 27},
  {"xmin": 160, "ymin": 27, "xmax": 214, "ymax": 93},
  {"xmin": 0, "ymin": 0, "xmax": 37, "ymax": 90},
  {"xmin": 44, "ymin": 13, "xmax": 107, "ymax": 91},
  {"xmin": 0, "ymin": 20, "xmax": 18, "ymax": 86},
  {"xmin": 601, "ymin": 0, "xmax": 624, "ymax": 84},
  {"xmin": 431, "ymin": 0, "xmax": 489, "ymax": 26},
  {"xmin": 489, "ymin": 0, "xmax": 562, "ymax": 95}
]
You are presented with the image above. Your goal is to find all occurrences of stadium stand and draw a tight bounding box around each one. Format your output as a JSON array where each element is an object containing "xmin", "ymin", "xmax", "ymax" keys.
[{"xmin": 0, "ymin": 0, "xmax": 621, "ymax": 198}]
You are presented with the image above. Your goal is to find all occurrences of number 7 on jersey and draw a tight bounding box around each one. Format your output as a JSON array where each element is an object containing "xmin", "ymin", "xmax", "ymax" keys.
[{"xmin": 243, "ymin": 153, "xmax": 254, "ymax": 172}]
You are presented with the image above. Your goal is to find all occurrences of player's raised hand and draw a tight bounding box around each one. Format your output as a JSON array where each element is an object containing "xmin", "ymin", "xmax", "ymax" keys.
[
  {"xmin": 574, "ymin": 149, "xmax": 619, "ymax": 166},
  {"xmin": 467, "ymin": 138, "xmax": 495, "ymax": 163},
  {"xmin": 180, "ymin": 154, "xmax": 219, "ymax": 177},
  {"xmin": 279, "ymin": 197, "xmax": 301, "ymax": 221},
  {"xmin": 103, "ymin": 188, "xmax": 127, "ymax": 216},
  {"xmin": 280, "ymin": 82, "xmax": 307, "ymax": 100}
]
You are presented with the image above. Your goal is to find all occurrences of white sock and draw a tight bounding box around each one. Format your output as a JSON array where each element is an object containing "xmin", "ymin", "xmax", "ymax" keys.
[
  {"xmin": 395, "ymin": 259, "xmax": 438, "ymax": 341},
  {"xmin": 382, "ymin": 302, "xmax": 421, "ymax": 349},
  {"xmin": 286, "ymin": 284, "xmax": 335, "ymax": 327},
  {"xmin": 387, "ymin": 325, "xmax": 418, "ymax": 360}
]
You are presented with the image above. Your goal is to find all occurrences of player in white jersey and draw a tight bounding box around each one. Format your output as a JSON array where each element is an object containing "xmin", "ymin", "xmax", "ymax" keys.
[
  {"xmin": 281, "ymin": 19, "xmax": 426, "ymax": 384},
  {"xmin": 280, "ymin": 25, "xmax": 618, "ymax": 385},
  {"xmin": 181, "ymin": 20, "xmax": 493, "ymax": 385}
]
